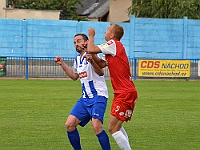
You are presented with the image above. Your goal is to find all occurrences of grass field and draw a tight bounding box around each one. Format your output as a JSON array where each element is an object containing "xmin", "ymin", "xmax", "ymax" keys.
[{"xmin": 0, "ymin": 79, "xmax": 200, "ymax": 150}]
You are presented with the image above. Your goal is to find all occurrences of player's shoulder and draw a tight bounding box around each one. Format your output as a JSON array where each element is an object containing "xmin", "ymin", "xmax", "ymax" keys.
[{"xmin": 107, "ymin": 39, "xmax": 115, "ymax": 45}]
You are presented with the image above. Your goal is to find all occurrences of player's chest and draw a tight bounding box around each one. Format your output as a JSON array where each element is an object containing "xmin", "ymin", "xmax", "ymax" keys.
[{"xmin": 76, "ymin": 58, "xmax": 91, "ymax": 73}]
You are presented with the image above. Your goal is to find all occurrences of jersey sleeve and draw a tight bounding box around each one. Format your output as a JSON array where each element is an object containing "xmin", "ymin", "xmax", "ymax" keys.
[{"xmin": 97, "ymin": 40, "xmax": 116, "ymax": 56}]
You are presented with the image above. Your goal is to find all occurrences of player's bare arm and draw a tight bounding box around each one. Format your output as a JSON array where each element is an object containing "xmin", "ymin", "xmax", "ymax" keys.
[
  {"xmin": 91, "ymin": 54, "xmax": 107, "ymax": 68},
  {"xmin": 88, "ymin": 28, "xmax": 102, "ymax": 54},
  {"xmin": 54, "ymin": 56, "xmax": 79, "ymax": 80},
  {"xmin": 84, "ymin": 54, "xmax": 104, "ymax": 76},
  {"xmin": 87, "ymin": 28, "xmax": 106, "ymax": 68}
]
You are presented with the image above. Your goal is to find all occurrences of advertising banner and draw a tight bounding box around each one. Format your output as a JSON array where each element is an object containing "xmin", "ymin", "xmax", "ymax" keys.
[
  {"xmin": 0, "ymin": 57, "xmax": 6, "ymax": 76},
  {"xmin": 138, "ymin": 60, "xmax": 190, "ymax": 77}
]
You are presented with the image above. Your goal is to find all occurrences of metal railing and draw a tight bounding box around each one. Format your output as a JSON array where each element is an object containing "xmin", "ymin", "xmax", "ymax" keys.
[{"xmin": 0, "ymin": 57, "xmax": 199, "ymax": 80}]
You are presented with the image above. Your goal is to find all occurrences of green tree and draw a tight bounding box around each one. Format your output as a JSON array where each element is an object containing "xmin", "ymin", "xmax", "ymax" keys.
[
  {"xmin": 59, "ymin": 0, "xmax": 87, "ymax": 21},
  {"xmin": 127, "ymin": 0, "xmax": 200, "ymax": 19},
  {"xmin": 8, "ymin": 0, "xmax": 87, "ymax": 21}
]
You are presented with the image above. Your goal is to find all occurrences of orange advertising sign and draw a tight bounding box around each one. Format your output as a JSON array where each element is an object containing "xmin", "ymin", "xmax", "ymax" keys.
[{"xmin": 138, "ymin": 60, "xmax": 190, "ymax": 77}]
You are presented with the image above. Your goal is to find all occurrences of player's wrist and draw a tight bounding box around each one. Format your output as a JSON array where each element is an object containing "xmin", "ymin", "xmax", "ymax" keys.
[{"xmin": 59, "ymin": 62, "xmax": 63, "ymax": 66}]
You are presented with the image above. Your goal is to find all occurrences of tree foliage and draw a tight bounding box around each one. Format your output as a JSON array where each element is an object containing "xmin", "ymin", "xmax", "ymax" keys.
[
  {"xmin": 8, "ymin": 0, "xmax": 87, "ymax": 21},
  {"xmin": 127, "ymin": 0, "xmax": 200, "ymax": 19}
]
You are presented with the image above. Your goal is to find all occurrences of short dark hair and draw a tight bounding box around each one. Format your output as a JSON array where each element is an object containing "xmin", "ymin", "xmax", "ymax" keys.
[{"xmin": 74, "ymin": 34, "xmax": 88, "ymax": 41}]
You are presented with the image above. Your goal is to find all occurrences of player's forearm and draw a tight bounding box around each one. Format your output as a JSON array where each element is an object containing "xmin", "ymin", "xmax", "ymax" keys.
[
  {"xmin": 88, "ymin": 36, "xmax": 95, "ymax": 54},
  {"xmin": 60, "ymin": 62, "xmax": 78, "ymax": 80},
  {"xmin": 90, "ymin": 60, "xmax": 104, "ymax": 76},
  {"xmin": 92, "ymin": 54, "xmax": 107, "ymax": 68}
]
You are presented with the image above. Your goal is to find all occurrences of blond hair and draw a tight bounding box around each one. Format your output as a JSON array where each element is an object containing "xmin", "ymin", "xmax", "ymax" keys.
[{"xmin": 111, "ymin": 24, "xmax": 124, "ymax": 41}]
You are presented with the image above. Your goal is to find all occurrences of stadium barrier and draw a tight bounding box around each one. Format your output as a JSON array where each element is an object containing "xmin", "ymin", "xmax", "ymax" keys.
[
  {"xmin": 0, "ymin": 57, "xmax": 6, "ymax": 76},
  {"xmin": 0, "ymin": 57, "xmax": 199, "ymax": 80}
]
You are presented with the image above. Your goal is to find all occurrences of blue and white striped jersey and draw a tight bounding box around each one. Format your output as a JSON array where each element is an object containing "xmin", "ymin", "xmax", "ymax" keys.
[{"xmin": 73, "ymin": 52, "xmax": 108, "ymax": 99}]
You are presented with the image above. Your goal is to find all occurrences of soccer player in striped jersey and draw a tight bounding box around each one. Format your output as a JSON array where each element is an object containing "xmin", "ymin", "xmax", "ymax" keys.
[
  {"xmin": 54, "ymin": 34, "xmax": 111, "ymax": 150},
  {"xmin": 87, "ymin": 24, "xmax": 138, "ymax": 150}
]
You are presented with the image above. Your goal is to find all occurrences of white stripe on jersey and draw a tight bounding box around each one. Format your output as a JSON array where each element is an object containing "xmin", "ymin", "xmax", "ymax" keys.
[{"xmin": 73, "ymin": 52, "xmax": 108, "ymax": 98}]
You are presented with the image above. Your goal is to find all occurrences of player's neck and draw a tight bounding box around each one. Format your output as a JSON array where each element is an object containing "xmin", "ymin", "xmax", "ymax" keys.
[{"xmin": 80, "ymin": 50, "xmax": 87, "ymax": 57}]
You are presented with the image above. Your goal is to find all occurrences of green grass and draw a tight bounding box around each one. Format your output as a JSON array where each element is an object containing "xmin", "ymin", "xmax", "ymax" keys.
[{"xmin": 0, "ymin": 79, "xmax": 200, "ymax": 150}]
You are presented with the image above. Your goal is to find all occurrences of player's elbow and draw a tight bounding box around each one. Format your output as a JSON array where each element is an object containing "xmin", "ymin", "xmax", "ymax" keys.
[
  {"xmin": 99, "ymin": 71, "xmax": 104, "ymax": 76},
  {"xmin": 70, "ymin": 74, "xmax": 79, "ymax": 81},
  {"xmin": 99, "ymin": 61, "xmax": 107, "ymax": 68}
]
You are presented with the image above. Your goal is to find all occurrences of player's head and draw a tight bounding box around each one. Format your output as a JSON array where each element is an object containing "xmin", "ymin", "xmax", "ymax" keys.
[
  {"xmin": 74, "ymin": 34, "xmax": 88, "ymax": 53},
  {"xmin": 104, "ymin": 24, "xmax": 124, "ymax": 41}
]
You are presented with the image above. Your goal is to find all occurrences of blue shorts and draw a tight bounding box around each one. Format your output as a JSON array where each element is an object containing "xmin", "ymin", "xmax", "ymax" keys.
[{"xmin": 70, "ymin": 95, "xmax": 108, "ymax": 127}]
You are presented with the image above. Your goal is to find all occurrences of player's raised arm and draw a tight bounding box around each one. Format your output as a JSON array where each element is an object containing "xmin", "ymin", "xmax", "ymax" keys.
[
  {"xmin": 54, "ymin": 56, "xmax": 79, "ymax": 80},
  {"xmin": 87, "ymin": 28, "xmax": 102, "ymax": 54},
  {"xmin": 87, "ymin": 28, "xmax": 107, "ymax": 68}
]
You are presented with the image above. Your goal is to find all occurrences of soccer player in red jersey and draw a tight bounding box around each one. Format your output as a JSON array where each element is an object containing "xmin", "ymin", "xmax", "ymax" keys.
[{"xmin": 87, "ymin": 24, "xmax": 138, "ymax": 150}]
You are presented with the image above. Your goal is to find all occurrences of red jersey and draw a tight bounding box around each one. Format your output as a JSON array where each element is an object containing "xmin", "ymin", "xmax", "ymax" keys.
[{"xmin": 98, "ymin": 40, "xmax": 137, "ymax": 93}]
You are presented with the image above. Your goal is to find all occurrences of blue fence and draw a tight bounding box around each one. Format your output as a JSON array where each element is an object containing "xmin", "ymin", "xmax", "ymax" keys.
[
  {"xmin": 0, "ymin": 16, "xmax": 200, "ymax": 59},
  {"xmin": 0, "ymin": 16, "xmax": 200, "ymax": 79},
  {"xmin": 0, "ymin": 57, "xmax": 199, "ymax": 80}
]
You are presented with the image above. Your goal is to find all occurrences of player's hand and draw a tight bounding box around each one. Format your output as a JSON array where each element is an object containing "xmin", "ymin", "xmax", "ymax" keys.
[
  {"xmin": 84, "ymin": 54, "xmax": 94, "ymax": 64},
  {"xmin": 88, "ymin": 28, "xmax": 95, "ymax": 36},
  {"xmin": 54, "ymin": 56, "xmax": 63, "ymax": 65}
]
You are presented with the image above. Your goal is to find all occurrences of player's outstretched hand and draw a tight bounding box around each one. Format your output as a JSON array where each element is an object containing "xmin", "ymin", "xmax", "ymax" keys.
[
  {"xmin": 54, "ymin": 56, "xmax": 63, "ymax": 65},
  {"xmin": 88, "ymin": 28, "xmax": 95, "ymax": 37}
]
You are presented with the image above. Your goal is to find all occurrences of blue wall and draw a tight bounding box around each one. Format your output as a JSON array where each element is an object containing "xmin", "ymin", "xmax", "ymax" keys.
[{"xmin": 0, "ymin": 16, "xmax": 200, "ymax": 59}]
